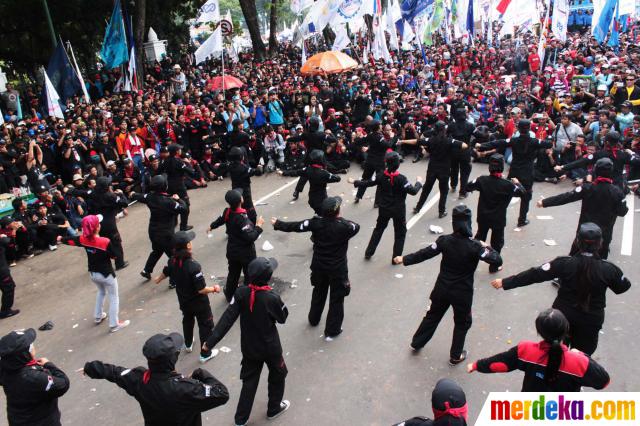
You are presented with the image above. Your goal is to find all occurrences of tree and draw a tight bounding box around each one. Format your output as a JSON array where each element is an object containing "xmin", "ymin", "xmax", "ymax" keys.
[
  {"xmin": 268, "ymin": 0, "xmax": 278, "ymax": 55},
  {"xmin": 133, "ymin": 0, "xmax": 146, "ymax": 86},
  {"xmin": 238, "ymin": 0, "xmax": 267, "ymax": 60}
]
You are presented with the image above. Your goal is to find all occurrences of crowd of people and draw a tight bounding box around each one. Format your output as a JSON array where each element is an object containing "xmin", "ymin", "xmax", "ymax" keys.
[{"xmin": 0, "ymin": 15, "xmax": 638, "ymax": 425}]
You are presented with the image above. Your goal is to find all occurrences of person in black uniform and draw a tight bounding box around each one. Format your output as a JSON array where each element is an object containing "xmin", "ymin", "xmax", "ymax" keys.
[
  {"xmin": 155, "ymin": 231, "xmax": 221, "ymax": 363},
  {"xmin": 141, "ymin": 153, "xmax": 162, "ymax": 194},
  {"xmin": 286, "ymin": 116, "xmax": 335, "ymax": 200},
  {"xmin": 83, "ymin": 332, "xmax": 229, "ymax": 425},
  {"xmin": 477, "ymin": 119, "xmax": 553, "ymax": 227},
  {"xmin": 466, "ymin": 154, "xmax": 526, "ymax": 272},
  {"xmin": 159, "ymin": 144, "xmax": 195, "ymax": 231},
  {"xmin": 393, "ymin": 205, "xmax": 502, "ymax": 364},
  {"xmin": 354, "ymin": 120, "xmax": 393, "ymax": 205},
  {"xmin": 0, "ymin": 233, "xmax": 19, "ymax": 318},
  {"xmin": 0, "ymin": 328, "xmax": 70, "ymax": 426},
  {"xmin": 539, "ymin": 158, "xmax": 628, "ymax": 259},
  {"xmin": 71, "ymin": 176, "xmax": 130, "ymax": 269},
  {"xmin": 468, "ymin": 309, "xmax": 610, "ymax": 391},
  {"xmin": 556, "ymin": 130, "xmax": 640, "ymax": 189},
  {"xmin": 209, "ymin": 189, "xmax": 264, "ymax": 302},
  {"xmin": 491, "ymin": 223, "xmax": 631, "ymax": 355},
  {"xmin": 411, "ymin": 121, "xmax": 468, "ymax": 217},
  {"xmin": 351, "ymin": 151, "xmax": 422, "ymax": 261},
  {"xmin": 227, "ymin": 146, "xmax": 263, "ymax": 224},
  {"xmin": 272, "ymin": 196, "xmax": 360, "ymax": 340},
  {"xmin": 132, "ymin": 175, "xmax": 188, "ymax": 280},
  {"xmin": 202, "ymin": 257, "xmax": 290, "ymax": 425},
  {"xmin": 279, "ymin": 149, "xmax": 341, "ymax": 215},
  {"xmin": 448, "ymin": 108, "xmax": 475, "ymax": 199},
  {"xmin": 394, "ymin": 379, "xmax": 468, "ymax": 426}
]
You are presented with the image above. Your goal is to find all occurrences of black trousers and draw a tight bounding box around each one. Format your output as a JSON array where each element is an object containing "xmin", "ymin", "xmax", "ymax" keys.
[
  {"xmin": 365, "ymin": 210, "xmax": 407, "ymax": 258},
  {"xmin": 567, "ymin": 321, "xmax": 600, "ymax": 356},
  {"xmin": 225, "ymin": 259, "xmax": 251, "ymax": 301},
  {"xmin": 0, "ymin": 276, "xmax": 16, "ymax": 313},
  {"xmin": 518, "ymin": 181, "xmax": 533, "ymax": 224},
  {"xmin": 179, "ymin": 194, "xmax": 191, "ymax": 230},
  {"xmin": 143, "ymin": 238, "xmax": 173, "ymax": 274},
  {"xmin": 415, "ymin": 170, "xmax": 449, "ymax": 214},
  {"xmin": 411, "ymin": 288, "xmax": 472, "ymax": 359},
  {"xmin": 235, "ymin": 356, "xmax": 288, "ymax": 425},
  {"xmin": 309, "ymin": 270, "xmax": 350, "ymax": 337},
  {"xmin": 181, "ymin": 304, "xmax": 214, "ymax": 357},
  {"xmin": 355, "ymin": 163, "xmax": 383, "ymax": 203},
  {"xmin": 241, "ymin": 188, "xmax": 257, "ymax": 224},
  {"xmin": 102, "ymin": 230, "xmax": 125, "ymax": 268},
  {"xmin": 450, "ymin": 157, "xmax": 472, "ymax": 195},
  {"xmin": 475, "ymin": 223, "xmax": 505, "ymax": 272}
]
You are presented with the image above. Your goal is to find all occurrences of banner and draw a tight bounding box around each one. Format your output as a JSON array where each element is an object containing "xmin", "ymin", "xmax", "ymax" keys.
[
  {"xmin": 423, "ymin": 0, "xmax": 445, "ymax": 45},
  {"xmin": 45, "ymin": 42, "xmax": 83, "ymax": 105},
  {"xmin": 100, "ymin": 0, "xmax": 129, "ymax": 69},
  {"xmin": 43, "ymin": 72, "xmax": 64, "ymax": 119},
  {"xmin": 291, "ymin": 0, "xmax": 315, "ymax": 14},
  {"xmin": 401, "ymin": 0, "xmax": 434, "ymax": 23},
  {"xmin": 386, "ymin": 11, "xmax": 400, "ymax": 49},
  {"xmin": 196, "ymin": 0, "xmax": 220, "ymax": 23},
  {"xmin": 551, "ymin": 0, "xmax": 570, "ymax": 42},
  {"xmin": 195, "ymin": 26, "xmax": 223, "ymax": 64},
  {"xmin": 67, "ymin": 42, "xmax": 91, "ymax": 104},
  {"xmin": 593, "ymin": 0, "xmax": 618, "ymax": 43},
  {"xmin": 332, "ymin": 23, "xmax": 351, "ymax": 50}
]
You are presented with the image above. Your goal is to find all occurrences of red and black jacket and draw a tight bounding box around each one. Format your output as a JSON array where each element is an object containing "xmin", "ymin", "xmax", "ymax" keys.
[
  {"xmin": 474, "ymin": 340, "xmax": 610, "ymax": 391},
  {"xmin": 62, "ymin": 235, "xmax": 117, "ymax": 277}
]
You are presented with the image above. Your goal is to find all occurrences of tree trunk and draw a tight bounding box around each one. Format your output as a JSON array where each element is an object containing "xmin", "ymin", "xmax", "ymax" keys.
[
  {"xmin": 268, "ymin": 0, "xmax": 278, "ymax": 56},
  {"xmin": 239, "ymin": 0, "xmax": 267, "ymax": 61},
  {"xmin": 134, "ymin": 0, "xmax": 146, "ymax": 89}
]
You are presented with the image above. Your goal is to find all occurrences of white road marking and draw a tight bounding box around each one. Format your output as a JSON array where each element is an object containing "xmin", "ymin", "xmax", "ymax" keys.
[
  {"xmin": 621, "ymin": 194, "xmax": 635, "ymax": 256},
  {"xmin": 407, "ymin": 192, "xmax": 440, "ymax": 230},
  {"xmin": 255, "ymin": 178, "xmax": 300, "ymax": 205}
]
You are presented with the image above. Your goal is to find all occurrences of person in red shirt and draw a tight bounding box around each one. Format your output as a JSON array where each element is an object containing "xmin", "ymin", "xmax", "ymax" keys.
[{"xmin": 528, "ymin": 47, "xmax": 541, "ymax": 74}]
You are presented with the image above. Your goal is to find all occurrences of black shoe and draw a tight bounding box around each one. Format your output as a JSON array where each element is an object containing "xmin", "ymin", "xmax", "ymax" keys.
[
  {"xmin": 449, "ymin": 350, "xmax": 468, "ymax": 366},
  {"xmin": 412, "ymin": 156, "xmax": 422, "ymax": 163},
  {"xmin": 140, "ymin": 270, "xmax": 151, "ymax": 280},
  {"xmin": 337, "ymin": 169, "xmax": 348, "ymax": 174},
  {"xmin": 267, "ymin": 400, "xmax": 291, "ymax": 420},
  {"xmin": 180, "ymin": 225, "xmax": 194, "ymax": 231},
  {"xmin": 489, "ymin": 266, "xmax": 503, "ymax": 274},
  {"xmin": 551, "ymin": 279, "xmax": 561, "ymax": 288},
  {"xmin": 292, "ymin": 191, "xmax": 299, "ymax": 200},
  {"xmin": 0, "ymin": 309, "xmax": 20, "ymax": 319},
  {"xmin": 458, "ymin": 192, "xmax": 468, "ymax": 199},
  {"xmin": 373, "ymin": 203, "xmax": 379, "ymax": 208},
  {"xmin": 413, "ymin": 206, "xmax": 421, "ymax": 214},
  {"xmin": 364, "ymin": 254, "xmax": 372, "ymax": 260},
  {"xmin": 168, "ymin": 283, "xmax": 176, "ymax": 289},
  {"xmin": 353, "ymin": 197, "xmax": 360, "ymax": 204},
  {"xmin": 115, "ymin": 261, "xmax": 129, "ymax": 270},
  {"xmin": 517, "ymin": 219, "xmax": 530, "ymax": 227},
  {"xmin": 439, "ymin": 211, "xmax": 448, "ymax": 218}
]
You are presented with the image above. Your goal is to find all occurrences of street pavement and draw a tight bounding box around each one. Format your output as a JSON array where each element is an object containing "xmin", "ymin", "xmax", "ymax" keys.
[{"xmin": 1, "ymin": 158, "xmax": 638, "ymax": 425}]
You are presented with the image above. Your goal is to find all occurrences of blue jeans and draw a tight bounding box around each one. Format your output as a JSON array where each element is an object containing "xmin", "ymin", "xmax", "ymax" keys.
[
  {"xmin": 132, "ymin": 154, "xmax": 145, "ymax": 173},
  {"xmin": 90, "ymin": 272, "xmax": 120, "ymax": 328}
]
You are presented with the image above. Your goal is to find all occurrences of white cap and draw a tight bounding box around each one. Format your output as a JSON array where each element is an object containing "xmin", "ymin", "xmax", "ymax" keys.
[
  {"xmin": 106, "ymin": 160, "xmax": 116, "ymax": 167},
  {"xmin": 597, "ymin": 84, "xmax": 607, "ymax": 91}
]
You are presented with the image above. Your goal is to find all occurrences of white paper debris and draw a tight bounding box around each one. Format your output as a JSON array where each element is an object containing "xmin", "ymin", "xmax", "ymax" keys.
[
  {"xmin": 72, "ymin": 324, "xmax": 78, "ymax": 329},
  {"xmin": 289, "ymin": 201, "xmax": 295, "ymax": 204},
  {"xmin": 219, "ymin": 346, "xmax": 232, "ymax": 353},
  {"xmin": 207, "ymin": 233, "xmax": 213, "ymax": 238},
  {"xmin": 262, "ymin": 240, "xmax": 274, "ymax": 251},
  {"xmin": 536, "ymin": 215, "xmax": 553, "ymax": 220},
  {"xmin": 395, "ymin": 274, "xmax": 404, "ymax": 278},
  {"xmin": 514, "ymin": 227, "xmax": 522, "ymax": 232},
  {"xmin": 543, "ymin": 239, "xmax": 557, "ymax": 246},
  {"xmin": 429, "ymin": 225, "xmax": 444, "ymax": 234}
]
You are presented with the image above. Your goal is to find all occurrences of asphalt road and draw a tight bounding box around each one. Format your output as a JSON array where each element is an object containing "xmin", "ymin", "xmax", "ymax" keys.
[{"xmin": 1, "ymin": 158, "xmax": 638, "ymax": 425}]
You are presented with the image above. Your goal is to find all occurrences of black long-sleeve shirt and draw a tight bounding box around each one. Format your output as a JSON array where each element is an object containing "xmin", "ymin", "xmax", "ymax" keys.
[
  {"xmin": 467, "ymin": 175, "xmax": 526, "ymax": 227},
  {"xmin": 132, "ymin": 192, "xmax": 187, "ymax": 239},
  {"xmin": 62, "ymin": 235, "xmax": 118, "ymax": 277},
  {"xmin": 354, "ymin": 172, "xmax": 421, "ymax": 215},
  {"xmin": 210, "ymin": 208, "xmax": 262, "ymax": 262}
]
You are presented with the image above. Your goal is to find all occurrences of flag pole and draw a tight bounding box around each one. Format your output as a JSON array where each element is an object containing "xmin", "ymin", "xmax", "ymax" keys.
[
  {"xmin": 221, "ymin": 34, "xmax": 226, "ymax": 99},
  {"xmin": 41, "ymin": 0, "xmax": 57, "ymax": 49}
]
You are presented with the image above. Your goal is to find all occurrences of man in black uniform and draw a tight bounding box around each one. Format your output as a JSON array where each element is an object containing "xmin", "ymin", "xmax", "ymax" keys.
[
  {"xmin": 352, "ymin": 151, "xmax": 422, "ymax": 261},
  {"xmin": 448, "ymin": 108, "xmax": 475, "ymax": 199},
  {"xmin": 393, "ymin": 205, "xmax": 502, "ymax": 364},
  {"xmin": 83, "ymin": 332, "xmax": 229, "ymax": 425},
  {"xmin": 466, "ymin": 154, "xmax": 526, "ymax": 272},
  {"xmin": 0, "ymin": 232, "xmax": 19, "ymax": 318},
  {"xmin": 159, "ymin": 144, "xmax": 195, "ymax": 231},
  {"xmin": 272, "ymin": 196, "xmax": 360, "ymax": 340},
  {"xmin": 203, "ymin": 257, "xmax": 290, "ymax": 425},
  {"xmin": 539, "ymin": 157, "xmax": 628, "ymax": 259},
  {"xmin": 132, "ymin": 175, "xmax": 188, "ymax": 280},
  {"xmin": 279, "ymin": 149, "xmax": 341, "ymax": 215},
  {"xmin": 72, "ymin": 176, "xmax": 130, "ymax": 269},
  {"xmin": 477, "ymin": 119, "xmax": 553, "ymax": 227},
  {"xmin": 354, "ymin": 120, "xmax": 393, "ymax": 205},
  {"xmin": 141, "ymin": 154, "xmax": 162, "ymax": 194},
  {"xmin": 227, "ymin": 146, "xmax": 262, "ymax": 224},
  {"xmin": 0, "ymin": 328, "xmax": 70, "ymax": 426},
  {"xmin": 209, "ymin": 189, "xmax": 264, "ymax": 302},
  {"xmin": 155, "ymin": 231, "xmax": 221, "ymax": 363},
  {"xmin": 412, "ymin": 121, "xmax": 468, "ymax": 217}
]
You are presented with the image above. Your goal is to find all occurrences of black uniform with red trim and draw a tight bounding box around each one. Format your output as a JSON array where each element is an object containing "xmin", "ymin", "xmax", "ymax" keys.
[
  {"xmin": 62, "ymin": 235, "xmax": 118, "ymax": 277},
  {"xmin": 560, "ymin": 146, "xmax": 640, "ymax": 188},
  {"xmin": 473, "ymin": 340, "xmax": 610, "ymax": 391},
  {"xmin": 227, "ymin": 158, "xmax": 262, "ymax": 224},
  {"xmin": 282, "ymin": 164, "xmax": 341, "ymax": 215},
  {"xmin": 355, "ymin": 129, "xmax": 393, "ymax": 203},
  {"xmin": 0, "ymin": 236, "xmax": 17, "ymax": 316},
  {"xmin": 159, "ymin": 154, "xmax": 195, "ymax": 231},
  {"xmin": 501, "ymin": 255, "xmax": 631, "ymax": 355}
]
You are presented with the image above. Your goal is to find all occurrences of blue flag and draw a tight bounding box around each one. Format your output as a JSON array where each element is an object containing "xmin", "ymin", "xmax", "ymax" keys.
[
  {"xmin": 45, "ymin": 41, "xmax": 82, "ymax": 104},
  {"xmin": 401, "ymin": 0, "xmax": 433, "ymax": 23},
  {"xmin": 466, "ymin": 0, "xmax": 474, "ymax": 39},
  {"xmin": 607, "ymin": 0, "xmax": 620, "ymax": 49},
  {"xmin": 100, "ymin": 0, "xmax": 129, "ymax": 69},
  {"xmin": 593, "ymin": 0, "xmax": 617, "ymax": 44}
]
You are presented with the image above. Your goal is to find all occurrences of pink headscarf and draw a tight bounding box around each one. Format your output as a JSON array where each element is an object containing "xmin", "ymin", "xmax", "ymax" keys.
[{"xmin": 82, "ymin": 215, "xmax": 101, "ymax": 238}]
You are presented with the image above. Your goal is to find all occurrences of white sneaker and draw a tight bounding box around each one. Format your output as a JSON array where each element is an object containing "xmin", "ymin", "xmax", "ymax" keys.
[
  {"xmin": 48, "ymin": 245, "xmax": 58, "ymax": 251},
  {"xmin": 95, "ymin": 312, "xmax": 107, "ymax": 324},
  {"xmin": 199, "ymin": 349, "xmax": 219, "ymax": 363},
  {"xmin": 267, "ymin": 400, "xmax": 291, "ymax": 420},
  {"xmin": 183, "ymin": 343, "xmax": 193, "ymax": 353},
  {"xmin": 109, "ymin": 320, "xmax": 130, "ymax": 333}
]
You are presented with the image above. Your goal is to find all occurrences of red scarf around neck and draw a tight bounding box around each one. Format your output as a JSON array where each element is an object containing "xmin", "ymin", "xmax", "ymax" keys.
[
  {"xmin": 490, "ymin": 172, "xmax": 503, "ymax": 178},
  {"xmin": 384, "ymin": 170, "xmax": 400, "ymax": 185},
  {"xmin": 594, "ymin": 177, "xmax": 613, "ymax": 185},
  {"xmin": 224, "ymin": 207, "xmax": 247, "ymax": 222},
  {"xmin": 248, "ymin": 283, "xmax": 271, "ymax": 312}
]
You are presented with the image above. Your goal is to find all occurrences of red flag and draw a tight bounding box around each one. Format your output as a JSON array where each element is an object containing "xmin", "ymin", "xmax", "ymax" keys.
[{"xmin": 496, "ymin": 0, "xmax": 512, "ymax": 14}]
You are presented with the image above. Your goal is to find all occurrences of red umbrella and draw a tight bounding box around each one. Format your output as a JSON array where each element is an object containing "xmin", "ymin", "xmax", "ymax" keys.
[{"xmin": 208, "ymin": 75, "xmax": 244, "ymax": 91}]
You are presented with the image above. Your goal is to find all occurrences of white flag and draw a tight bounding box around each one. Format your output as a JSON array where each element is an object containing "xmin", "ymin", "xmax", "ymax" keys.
[
  {"xmin": 195, "ymin": 26, "xmax": 223, "ymax": 64},
  {"xmin": 196, "ymin": 0, "xmax": 220, "ymax": 23},
  {"xmin": 385, "ymin": 12, "xmax": 400, "ymax": 50},
  {"xmin": 0, "ymin": 106, "xmax": 4, "ymax": 125},
  {"xmin": 619, "ymin": 0, "xmax": 634, "ymax": 16},
  {"xmin": 402, "ymin": 19, "xmax": 415, "ymax": 43},
  {"xmin": 551, "ymin": 0, "xmax": 569, "ymax": 42},
  {"xmin": 44, "ymin": 72, "xmax": 64, "ymax": 119},
  {"xmin": 372, "ymin": 19, "xmax": 391, "ymax": 62},
  {"xmin": 67, "ymin": 42, "xmax": 91, "ymax": 104},
  {"xmin": 126, "ymin": 46, "xmax": 138, "ymax": 91},
  {"xmin": 301, "ymin": 39, "xmax": 307, "ymax": 63},
  {"xmin": 291, "ymin": 0, "xmax": 315, "ymax": 14},
  {"xmin": 332, "ymin": 24, "xmax": 351, "ymax": 51}
]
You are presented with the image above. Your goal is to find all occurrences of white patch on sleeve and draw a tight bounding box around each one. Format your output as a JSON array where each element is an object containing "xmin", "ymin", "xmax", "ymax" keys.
[
  {"xmin": 575, "ymin": 186, "xmax": 582, "ymax": 193},
  {"xmin": 242, "ymin": 224, "xmax": 251, "ymax": 231},
  {"xmin": 45, "ymin": 375, "xmax": 54, "ymax": 391},
  {"xmin": 120, "ymin": 369, "xmax": 131, "ymax": 376},
  {"xmin": 174, "ymin": 202, "xmax": 181, "ymax": 209},
  {"xmin": 195, "ymin": 272, "xmax": 203, "ymax": 278},
  {"xmin": 144, "ymin": 194, "xmax": 148, "ymax": 199},
  {"xmin": 588, "ymin": 154, "xmax": 594, "ymax": 160},
  {"xmin": 301, "ymin": 220, "xmax": 309, "ymax": 230},
  {"xmin": 204, "ymin": 384, "xmax": 211, "ymax": 397},
  {"xmin": 230, "ymin": 296, "xmax": 235, "ymax": 305},
  {"xmin": 430, "ymin": 242, "xmax": 437, "ymax": 250},
  {"xmin": 541, "ymin": 262, "xmax": 551, "ymax": 271},
  {"xmin": 404, "ymin": 182, "xmax": 411, "ymax": 188},
  {"xmin": 480, "ymin": 248, "xmax": 489, "ymax": 258}
]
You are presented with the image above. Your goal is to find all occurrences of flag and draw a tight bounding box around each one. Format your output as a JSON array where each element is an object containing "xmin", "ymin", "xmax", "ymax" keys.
[
  {"xmin": 371, "ymin": 18, "xmax": 391, "ymax": 62},
  {"xmin": 401, "ymin": 0, "xmax": 434, "ymax": 23},
  {"xmin": 46, "ymin": 41, "xmax": 83, "ymax": 104},
  {"xmin": 466, "ymin": 0, "xmax": 474, "ymax": 40},
  {"xmin": 496, "ymin": 0, "xmax": 512, "ymax": 14},
  {"xmin": 127, "ymin": 45, "xmax": 139, "ymax": 91},
  {"xmin": 332, "ymin": 0, "xmax": 366, "ymax": 24},
  {"xmin": 301, "ymin": 38, "xmax": 307, "ymax": 64},
  {"xmin": 291, "ymin": 0, "xmax": 315, "ymax": 14},
  {"xmin": 332, "ymin": 24, "xmax": 351, "ymax": 50},
  {"xmin": 593, "ymin": 0, "xmax": 618, "ymax": 43},
  {"xmin": 67, "ymin": 42, "xmax": 91, "ymax": 104},
  {"xmin": 195, "ymin": 26, "xmax": 223, "ymax": 64},
  {"xmin": 608, "ymin": 0, "xmax": 620, "ymax": 48},
  {"xmin": 43, "ymin": 72, "xmax": 64, "ymax": 119},
  {"xmin": 423, "ymin": 0, "xmax": 444, "ymax": 45},
  {"xmin": 100, "ymin": 0, "xmax": 129, "ymax": 69},
  {"xmin": 551, "ymin": 0, "xmax": 570, "ymax": 42},
  {"xmin": 196, "ymin": 0, "xmax": 220, "ymax": 23},
  {"xmin": 0, "ymin": 107, "xmax": 4, "ymax": 125},
  {"xmin": 386, "ymin": 12, "xmax": 400, "ymax": 50}
]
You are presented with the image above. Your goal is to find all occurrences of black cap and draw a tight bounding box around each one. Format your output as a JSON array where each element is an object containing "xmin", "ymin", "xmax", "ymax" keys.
[
  {"xmin": 578, "ymin": 222, "xmax": 603, "ymax": 243},
  {"xmin": 488, "ymin": 153, "xmax": 505, "ymax": 173},
  {"xmin": 309, "ymin": 149, "xmax": 325, "ymax": 165},
  {"xmin": 0, "ymin": 328, "xmax": 36, "ymax": 356},
  {"xmin": 517, "ymin": 119, "xmax": 531, "ymax": 130},
  {"xmin": 594, "ymin": 157, "xmax": 614, "ymax": 178},
  {"xmin": 128, "ymin": 125, "xmax": 137, "ymax": 132},
  {"xmin": 225, "ymin": 189, "xmax": 242, "ymax": 207},
  {"xmin": 172, "ymin": 230, "xmax": 196, "ymax": 247},
  {"xmin": 247, "ymin": 257, "xmax": 278, "ymax": 283},
  {"xmin": 320, "ymin": 196, "xmax": 342, "ymax": 217},
  {"xmin": 228, "ymin": 146, "xmax": 243, "ymax": 161},
  {"xmin": 142, "ymin": 333, "xmax": 184, "ymax": 360},
  {"xmin": 385, "ymin": 151, "xmax": 401, "ymax": 171},
  {"xmin": 605, "ymin": 130, "xmax": 621, "ymax": 144},
  {"xmin": 149, "ymin": 174, "xmax": 167, "ymax": 192},
  {"xmin": 452, "ymin": 204, "xmax": 473, "ymax": 237},
  {"xmin": 167, "ymin": 144, "xmax": 183, "ymax": 154},
  {"xmin": 432, "ymin": 378, "xmax": 467, "ymax": 413},
  {"xmin": 0, "ymin": 216, "xmax": 13, "ymax": 228}
]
